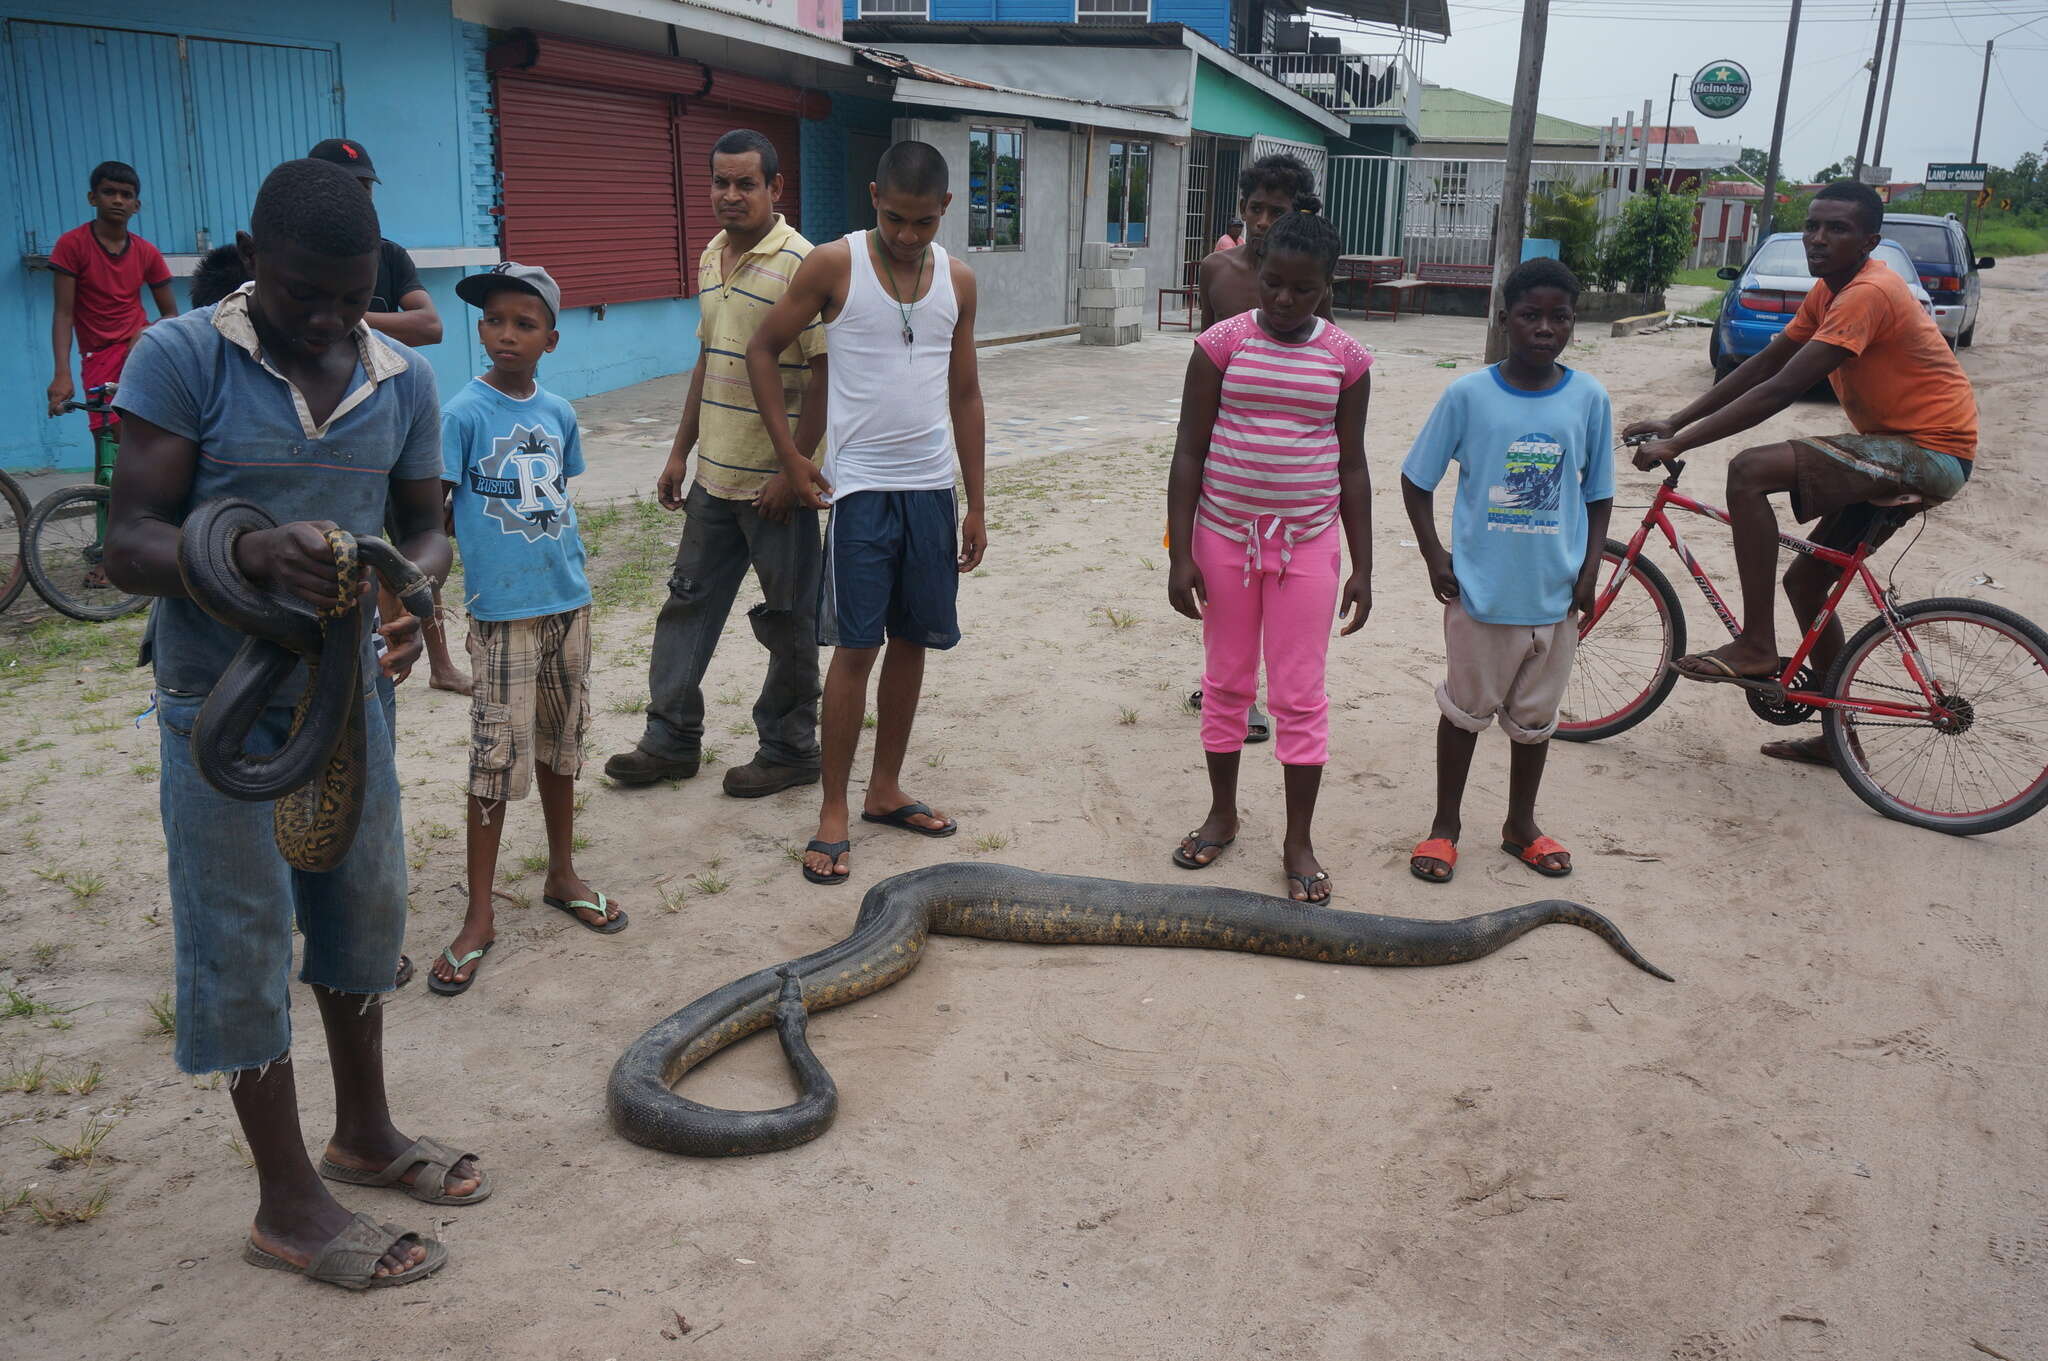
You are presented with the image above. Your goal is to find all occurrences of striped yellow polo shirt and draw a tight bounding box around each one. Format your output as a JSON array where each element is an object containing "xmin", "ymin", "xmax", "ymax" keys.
[{"xmin": 693, "ymin": 214, "xmax": 827, "ymax": 500}]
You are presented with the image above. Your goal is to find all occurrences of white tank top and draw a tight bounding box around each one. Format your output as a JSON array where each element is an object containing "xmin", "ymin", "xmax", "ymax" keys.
[{"xmin": 823, "ymin": 230, "xmax": 959, "ymax": 500}]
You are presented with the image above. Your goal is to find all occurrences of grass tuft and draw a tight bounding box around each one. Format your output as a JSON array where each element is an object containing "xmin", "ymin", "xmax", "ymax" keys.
[
  {"xmin": 34, "ymin": 1115, "xmax": 115, "ymax": 1165},
  {"xmin": 146, "ymin": 993, "xmax": 176, "ymax": 1037}
]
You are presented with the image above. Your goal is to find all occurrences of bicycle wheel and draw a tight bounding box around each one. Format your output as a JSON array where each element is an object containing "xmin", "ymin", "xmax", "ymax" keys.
[
  {"xmin": 0, "ymin": 470, "xmax": 27, "ymax": 614},
  {"xmin": 1824, "ymin": 597, "xmax": 2048, "ymax": 835},
  {"xmin": 24, "ymin": 484, "xmax": 146, "ymax": 622},
  {"xmin": 1556, "ymin": 539, "xmax": 1686, "ymax": 742}
]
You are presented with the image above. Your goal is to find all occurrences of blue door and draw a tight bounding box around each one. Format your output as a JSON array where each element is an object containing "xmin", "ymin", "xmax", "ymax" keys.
[{"xmin": 6, "ymin": 20, "xmax": 341, "ymax": 259}]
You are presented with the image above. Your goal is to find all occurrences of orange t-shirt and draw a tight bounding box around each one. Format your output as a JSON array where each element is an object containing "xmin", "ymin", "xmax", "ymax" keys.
[{"xmin": 1782, "ymin": 256, "xmax": 1978, "ymax": 459}]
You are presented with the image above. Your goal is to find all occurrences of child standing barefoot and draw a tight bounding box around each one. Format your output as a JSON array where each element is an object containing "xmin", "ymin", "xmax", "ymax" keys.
[
  {"xmin": 1401, "ymin": 258, "xmax": 1614, "ymax": 884},
  {"xmin": 1166, "ymin": 212, "xmax": 1372, "ymax": 903}
]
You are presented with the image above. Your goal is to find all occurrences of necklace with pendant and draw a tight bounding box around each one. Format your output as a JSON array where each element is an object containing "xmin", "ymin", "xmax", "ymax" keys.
[{"xmin": 873, "ymin": 233, "xmax": 928, "ymax": 347}]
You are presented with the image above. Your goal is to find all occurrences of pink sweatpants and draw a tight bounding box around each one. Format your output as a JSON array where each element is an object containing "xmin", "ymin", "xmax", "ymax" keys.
[{"xmin": 1194, "ymin": 522, "xmax": 1342, "ymax": 766}]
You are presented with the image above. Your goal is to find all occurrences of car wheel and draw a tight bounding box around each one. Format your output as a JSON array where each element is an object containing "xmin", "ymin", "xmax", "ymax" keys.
[
  {"xmin": 1708, "ymin": 329, "xmax": 1733, "ymax": 381},
  {"xmin": 1959, "ymin": 324, "xmax": 1974, "ymax": 348}
]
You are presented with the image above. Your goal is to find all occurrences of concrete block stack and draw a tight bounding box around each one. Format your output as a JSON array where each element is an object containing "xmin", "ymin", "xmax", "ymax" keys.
[{"xmin": 1078, "ymin": 242, "xmax": 1143, "ymax": 347}]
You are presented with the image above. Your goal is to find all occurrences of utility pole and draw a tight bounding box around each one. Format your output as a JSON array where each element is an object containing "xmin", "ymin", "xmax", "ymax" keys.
[
  {"xmin": 1755, "ymin": 0, "xmax": 1804, "ymax": 259},
  {"xmin": 1871, "ymin": 0, "xmax": 1904, "ymax": 173},
  {"xmin": 1647, "ymin": 72, "xmax": 1678, "ymax": 293},
  {"xmin": 1484, "ymin": 0, "xmax": 1550, "ymax": 364},
  {"xmin": 1970, "ymin": 38, "xmax": 1992, "ymax": 161},
  {"xmin": 1851, "ymin": 0, "xmax": 1893, "ymax": 179}
]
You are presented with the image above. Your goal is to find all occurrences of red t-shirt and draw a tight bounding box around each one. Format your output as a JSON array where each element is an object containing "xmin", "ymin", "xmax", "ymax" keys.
[{"xmin": 49, "ymin": 224, "xmax": 170, "ymax": 355}]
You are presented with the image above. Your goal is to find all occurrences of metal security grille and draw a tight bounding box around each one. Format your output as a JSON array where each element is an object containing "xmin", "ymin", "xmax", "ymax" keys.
[
  {"xmin": 1326, "ymin": 154, "xmax": 1616, "ymax": 269},
  {"xmin": 1248, "ymin": 134, "xmax": 1327, "ymax": 201},
  {"xmin": 1181, "ymin": 133, "xmax": 1211, "ymax": 287}
]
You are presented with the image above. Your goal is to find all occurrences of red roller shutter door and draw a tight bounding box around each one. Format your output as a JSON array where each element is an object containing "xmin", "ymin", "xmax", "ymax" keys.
[
  {"xmin": 495, "ymin": 77, "xmax": 684, "ymax": 308},
  {"xmin": 675, "ymin": 109, "xmax": 802, "ymax": 277}
]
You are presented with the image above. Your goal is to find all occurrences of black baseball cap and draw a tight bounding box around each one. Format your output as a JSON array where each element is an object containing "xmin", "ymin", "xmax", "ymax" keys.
[{"xmin": 307, "ymin": 138, "xmax": 379, "ymax": 183}]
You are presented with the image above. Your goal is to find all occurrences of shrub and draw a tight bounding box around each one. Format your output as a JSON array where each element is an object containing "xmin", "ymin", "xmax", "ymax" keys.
[{"xmin": 1603, "ymin": 187, "xmax": 1697, "ymax": 294}]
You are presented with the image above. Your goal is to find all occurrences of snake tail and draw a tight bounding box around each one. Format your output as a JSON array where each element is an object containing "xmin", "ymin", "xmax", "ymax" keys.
[{"xmin": 608, "ymin": 864, "xmax": 1672, "ymax": 1158}]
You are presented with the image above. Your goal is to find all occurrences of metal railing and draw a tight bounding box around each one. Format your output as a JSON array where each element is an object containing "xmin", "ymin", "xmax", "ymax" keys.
[
  {"xmin": 1240, "ymin": 51, "xmax": 1417, "ymax": 126},
  {"xmin": 1325, "ymin": 154, "xmax": 1619, "ymax": 270}
]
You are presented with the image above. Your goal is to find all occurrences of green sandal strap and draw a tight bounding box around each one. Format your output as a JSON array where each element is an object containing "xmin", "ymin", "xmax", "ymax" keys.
[{"xmin": 441, "ymin": 945, "xmax": 487, "ymax": 970}]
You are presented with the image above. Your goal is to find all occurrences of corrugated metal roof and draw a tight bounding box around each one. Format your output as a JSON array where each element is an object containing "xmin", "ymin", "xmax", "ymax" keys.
[
  {"xmin": 853, "ymin": 47, "xmax": 996, "ymax": 89},
  {"xmin": 1417, "ymin": 85, "xmax": 1601, "ymax": 147},
  {"xmin": 1313, "ymin": 0, "xmax": 1451, "ymax": 37}
]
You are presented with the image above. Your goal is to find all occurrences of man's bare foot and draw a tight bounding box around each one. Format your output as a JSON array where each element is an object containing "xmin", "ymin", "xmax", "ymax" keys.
[
  {"xmin": 429, "ymin": 668, "xmax": 474, "ymax": 696},
  {"xmin": 249, "ymin": 1199, "xmax": 426, "ymax": 1279},
  {"xmin": 429, "ymin": 922, "xmax": 496, "ymax": 987},
  {"xmin": 804, "ymin": 810, "xmax": 852, "ymax": 879},
  {"xmin": 542, "ymin": 871, "xmax": 619, "ymax": 927},
  {"xmin": 1761, "ymin": 735, "xmax": 1833, "ymax": 767},
  {"xmin": 322, "ymin": 1129, "xmax": 483, "ymax": 1201},
  {"xmin": 1672, "ymin": 640, "xmax": 1780, "ymax": 681}
]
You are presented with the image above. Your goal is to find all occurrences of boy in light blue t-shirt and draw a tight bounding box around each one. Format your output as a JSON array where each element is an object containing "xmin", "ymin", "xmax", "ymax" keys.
[
  {"xmin": 1399, "ymin": 258, "xmax": 1614, "ymax": 885},
  {"xmin": 432, "ymin": 263, "xmax": 626, "ymax": 996}
]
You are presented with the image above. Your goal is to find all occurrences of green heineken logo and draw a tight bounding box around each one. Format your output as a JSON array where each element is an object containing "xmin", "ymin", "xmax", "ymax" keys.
[{"xmin": 1690, "ymin": 60, "xmax": 1752, "ymax": 119}]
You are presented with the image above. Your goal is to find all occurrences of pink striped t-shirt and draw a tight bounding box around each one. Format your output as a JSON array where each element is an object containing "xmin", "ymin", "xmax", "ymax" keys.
[{"xmin": 1194, "ymin": 313, "xmax": 1372, "ymax": 575}]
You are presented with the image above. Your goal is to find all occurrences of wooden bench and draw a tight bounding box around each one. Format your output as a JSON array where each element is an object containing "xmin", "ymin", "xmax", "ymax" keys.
[
  {"xmin": 1157, "ymin": 285, "xmax": 1200, "ymax": 331},
  {"xmin": 1416, "ymin": 262, "xmax": 1493, "ymax": 314}
]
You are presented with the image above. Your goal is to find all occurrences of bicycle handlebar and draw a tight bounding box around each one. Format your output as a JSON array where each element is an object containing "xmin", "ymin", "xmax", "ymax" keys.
[{"xmin": 1620, "ymin": 432, "xmax": 1685, "ymax": 486}]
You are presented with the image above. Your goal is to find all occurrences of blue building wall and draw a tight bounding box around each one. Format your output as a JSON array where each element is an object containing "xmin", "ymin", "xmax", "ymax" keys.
[
  {"xmin": 1, "ymin": 1, "xmax": 701, "ymax": 471},
  {"xmin": 801, "ymin": 94, "xmax": 893, "ymax": 246},
  {"xmin": 843, "ymin": 0, "xmax": 1231, "ymax": 47}
]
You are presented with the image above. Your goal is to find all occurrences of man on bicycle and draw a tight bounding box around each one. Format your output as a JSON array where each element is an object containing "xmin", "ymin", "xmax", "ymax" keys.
[{"xmin": 1624, "ymin": 179, "xmax": 1978, "ymax": 767}]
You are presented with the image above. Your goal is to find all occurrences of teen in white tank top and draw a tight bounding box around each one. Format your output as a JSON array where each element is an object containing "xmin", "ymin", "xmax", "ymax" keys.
[{"xmin": 823, "ymin": 230, "xmax": 959, "ymax": 500}]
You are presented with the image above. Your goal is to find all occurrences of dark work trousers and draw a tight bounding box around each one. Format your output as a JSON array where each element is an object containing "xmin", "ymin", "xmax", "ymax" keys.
[{"xmin": 638, "ymin": 482, "xmax": 822, "ymax": 771}]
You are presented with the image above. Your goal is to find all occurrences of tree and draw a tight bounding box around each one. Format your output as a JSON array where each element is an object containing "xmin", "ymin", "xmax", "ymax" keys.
[
  {"xmin": 1810, "ymin": 156, "xmax": 1853, "ymax": 182},
  {"xmin": 1603, "ymin": 185, "xmax": 1697, "ymax": 293},
  {"xmin": 1527, "ymin": 180, "xmax": 1607, "ymax": 285},
  {"xmin": 1736, "ymin": 146, "xmax": 1770, "ymax": 180}
]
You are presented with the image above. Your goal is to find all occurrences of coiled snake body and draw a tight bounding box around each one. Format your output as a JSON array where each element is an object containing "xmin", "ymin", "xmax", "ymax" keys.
[
  {"xmin": 179, "ymin": 499, "xmax": 435, "ymax": 872},
  {"xmin": 608, "ymin": 863, "xmax": 1673, "ymax": 1157}
]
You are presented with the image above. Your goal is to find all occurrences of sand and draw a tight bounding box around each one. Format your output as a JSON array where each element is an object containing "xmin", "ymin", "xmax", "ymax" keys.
[{"xmin": 2, "ymin": 256, "xmax": 2043, "ymax": 1360}]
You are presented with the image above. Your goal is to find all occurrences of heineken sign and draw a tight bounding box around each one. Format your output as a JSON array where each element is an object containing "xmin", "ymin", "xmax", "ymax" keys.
[{"xmin": 1690, "ymin": 61, "xmax": 1752, "ymax": 119}]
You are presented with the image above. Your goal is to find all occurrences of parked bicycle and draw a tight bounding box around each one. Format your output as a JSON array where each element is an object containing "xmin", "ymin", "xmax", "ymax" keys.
[
  {"xmin": 1562, "ymin": 436, "xmax": 2048, "ymax": 835},
  {"xmin": 0, "ymin": 466, "xmax": 27, "ymax": 614},
  {"xmin": 24, "ymin": 383, "xmax": 146, "ymax": 621}
]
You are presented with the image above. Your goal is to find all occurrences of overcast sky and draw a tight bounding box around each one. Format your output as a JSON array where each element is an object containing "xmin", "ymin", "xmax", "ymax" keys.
[{"xmin": 1384, "ymin": 0, "xmax": 2048, "ymax": 180}]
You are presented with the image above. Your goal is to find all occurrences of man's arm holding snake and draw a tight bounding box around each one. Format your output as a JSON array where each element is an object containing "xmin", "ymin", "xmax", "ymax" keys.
[{"xmin": 376, "ymin": 475, "xmax": 452, "ymax": 680}]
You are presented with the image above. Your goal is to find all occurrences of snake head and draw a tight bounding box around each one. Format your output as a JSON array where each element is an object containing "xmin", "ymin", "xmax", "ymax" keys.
[{"xmin": 319, "ymin": 529, "xmax": 360, "ymax": 622}]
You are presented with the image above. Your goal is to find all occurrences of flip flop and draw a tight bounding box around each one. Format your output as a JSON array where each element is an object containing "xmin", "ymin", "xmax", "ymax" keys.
[
  {"xmin": 1171, "ymin": 831, "xmax": 1234, "ymax": 869},
  {"xmin": 1672, "ymin": 652, "xmax": 1783, "ymax": 691},
  {"xmin": 1286, "ymin": 869, "xmax": 1333, "ymax": 903},
  {"xmin": 1502, "ymin": 835, "xmax": 1573, "ymax": 878},
  {"xmin": 242, "ymin": 1212, "xmax": 447, "ymax": 1290},
  {"xmin": 1409, "ymin": 838, "xmax": 1458, "ymax": 883},
  {"xmin": 860, "ymin": 803, "xmax": 958, "ymax": 838},
  {"xmin": 544, "ymin": 891, "xmax": 628, "ymax": 934},
  {"xmin": 1761, "ymin": 736, "xmax": 1834, "ymax": 768},
  {"xmin": 802, "ymin": 839, "xmax": 851, "ymax": 886},
  {"xmin": 426, "ymin": 941, "xmax": 492, "ymax": 996},
  {"xmin": 319, "ymin": 1135, "xmax": 492, "ymax": 1207},
  {"xmin": 1246, "ymin": 702, "xmax": 1272, "ymax": 745}
]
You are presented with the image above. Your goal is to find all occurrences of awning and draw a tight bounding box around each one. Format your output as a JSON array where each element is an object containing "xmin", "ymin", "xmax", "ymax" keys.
[{"xmin": 1307, "ymin": 1, "xmax": 1451, "ymax": 37}]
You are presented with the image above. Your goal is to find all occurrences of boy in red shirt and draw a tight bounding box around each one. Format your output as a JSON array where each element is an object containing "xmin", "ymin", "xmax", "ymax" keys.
[{"xmin": 46, "ymin": 160, "xmax": 178, "ymax": 427}]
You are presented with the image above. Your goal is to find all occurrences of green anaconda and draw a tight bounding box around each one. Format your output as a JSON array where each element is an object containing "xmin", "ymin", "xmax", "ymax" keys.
[
  {"xmin": 178, "ymin": 499, "xmax": 435, "ymax": 872},
  {"xmin": 608, "ymin": 863, "xmax": 1673, "ymax": 1157}
]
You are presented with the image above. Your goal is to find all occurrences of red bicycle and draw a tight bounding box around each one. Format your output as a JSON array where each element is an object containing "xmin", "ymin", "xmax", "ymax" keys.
[{"xmin": 1560, "ymin": 441, "xmax": 2048, "ymax": 835}]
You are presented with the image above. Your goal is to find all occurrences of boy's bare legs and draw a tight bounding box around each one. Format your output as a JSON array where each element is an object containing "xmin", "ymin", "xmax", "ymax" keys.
[
  {"xmin": 314, "ymin": 985, "xmax": 482, "ymax": 1202},
  {"xmin": 1281, "ymin": 762, "xmax": 1327, "ymax": 901},
  {"xmin": 1503, "ymin": 738, "xmax": 1568, "ymax": 872},
  {"xmin": 424, "ymin": 593, "xmax": 472, "ymax": 695},
  {"xmin": 432, "ymin": 795, "xmax": 503, "ymax": 987},
  {"xmin": 804, "ymin": 645, "xmax": 880, "ymax": 879},
  {"xmin": 1415, "ymin": 717, "xmax": 1478, "ymax": 880},
  {"xmin": 864, "ymin": 639, "xmax": 951, "ymax": 831},
  {"xmin": 1177, "ymin": 749, "xmax": 1241, "ymax": 867},
  {"xmin": 537, "ymin": 762, "xmax": 613, "ymax": 925}
]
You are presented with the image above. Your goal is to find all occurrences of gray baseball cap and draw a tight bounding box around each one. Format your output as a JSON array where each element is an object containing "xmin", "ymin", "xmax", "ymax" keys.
[{"xmin": 456, "ymin": 262, "xmax": 561, "ymax": 326}]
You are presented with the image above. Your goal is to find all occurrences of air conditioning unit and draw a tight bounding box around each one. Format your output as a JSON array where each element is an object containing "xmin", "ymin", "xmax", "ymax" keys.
[
  {"xmin": 1272, "ymin": 19, "xmax": 1311, "ymax": 51},
  {"xmin": 1308, "ymin": 34, "xmax": 1340, "ymax": 54}
]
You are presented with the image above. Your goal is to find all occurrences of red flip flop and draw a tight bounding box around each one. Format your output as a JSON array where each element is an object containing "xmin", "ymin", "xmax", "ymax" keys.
[
  {"xmin": 1409, "ymin": 838, "xmax": 1458, "ymax": 883},
  {"xmin": 1502, "ymin": 835, "xmax": 1573, "ymax": 878}
]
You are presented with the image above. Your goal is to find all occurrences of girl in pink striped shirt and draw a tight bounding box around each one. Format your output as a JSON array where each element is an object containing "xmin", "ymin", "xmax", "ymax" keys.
[{"xmin": 1166, "ymin": 212, "xmax": 1373, "ymax": 903}]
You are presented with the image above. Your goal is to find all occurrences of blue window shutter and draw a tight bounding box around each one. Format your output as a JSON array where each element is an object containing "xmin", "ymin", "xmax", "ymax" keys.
[{"xmin": 184, "ymin": 37, "xmax": 342, "ymax": 251}]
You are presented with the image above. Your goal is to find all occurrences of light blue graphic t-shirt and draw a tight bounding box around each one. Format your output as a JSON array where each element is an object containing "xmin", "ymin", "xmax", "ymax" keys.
[
  {"xmin": 1401, "ymin": 364, "xmax": 1615, "ymax": 626},
  {"xmin": 442, "ymin": 377, "xmax": 591, "ymax": 622}
]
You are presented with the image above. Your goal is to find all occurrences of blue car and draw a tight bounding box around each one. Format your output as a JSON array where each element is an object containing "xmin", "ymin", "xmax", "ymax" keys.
[{"xmin": 1708, "ymin": 232, "xmax": 1932, "ymax": 380}]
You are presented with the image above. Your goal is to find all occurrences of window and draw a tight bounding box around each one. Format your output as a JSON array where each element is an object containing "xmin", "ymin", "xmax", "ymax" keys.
[
  {"xmin": 1107, "ymin": 140, "xmax": 1151, "ymax": 246},
  {"xmin": 860, "ymin": 0, "xmax": 929, "ymax": 15},
  {"xmin": 968, "ymin": 126, "xmax": 1024, "ymax": 251},
  {"xmin": 1077, "ymin": 0, "xmax": 1149, "ymax": 21}
]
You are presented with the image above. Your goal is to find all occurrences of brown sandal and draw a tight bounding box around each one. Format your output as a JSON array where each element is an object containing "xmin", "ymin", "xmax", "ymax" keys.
[
  {"xmin": 243, "ymin": 1211, "xmax": 447, "ymax": 1290},
  {"xmin": 318, "ymin": 1135, "xmax": 491, "ymax": 1206}
]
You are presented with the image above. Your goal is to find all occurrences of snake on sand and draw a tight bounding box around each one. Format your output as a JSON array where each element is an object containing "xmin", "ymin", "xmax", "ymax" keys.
[{"xmin": 609, "ymin": 863, "xmax": 1672, "ymax": 1157}]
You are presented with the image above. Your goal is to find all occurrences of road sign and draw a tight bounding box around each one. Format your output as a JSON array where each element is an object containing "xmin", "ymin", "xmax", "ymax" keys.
[
  {"xmin": 1690, "ymin": 61, "xmax": 1753, "ymax": 119},
  {"xmin": 1927, "ymin": 162, "xmax": 1988, "ymax": 191},
  {"xmin": 2001, "ymin": 198, "xmax": 2014, "ymax": 212},
  {"xmin": 1858, "ymin": 165, "xmax": 1892, "ymax": 186},
  {"xmin": 1976, "ymin": 188, "xmax": 1993, "ymax": 209}
]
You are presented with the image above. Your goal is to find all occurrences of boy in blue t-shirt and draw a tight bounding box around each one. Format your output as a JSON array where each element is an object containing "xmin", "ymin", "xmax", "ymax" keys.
[
  {"xmin": 431, "ymin": 263, "xmax": 626, "ymax": 996},
  {"xmin": 1399, "ymin": 258, "xmax": 1614, "ymax": 884}
]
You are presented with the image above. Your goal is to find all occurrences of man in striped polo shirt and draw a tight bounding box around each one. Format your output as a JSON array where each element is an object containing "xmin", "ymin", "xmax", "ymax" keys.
[{"xmin": 607, "ymin": 129, "xmax": 831, "ymax": 796}]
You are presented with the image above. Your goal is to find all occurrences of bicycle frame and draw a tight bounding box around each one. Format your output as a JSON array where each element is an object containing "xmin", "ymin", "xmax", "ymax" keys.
[{"xmin": 1585, "ymin": 470, "xmax": 1954, "ymax": 725}]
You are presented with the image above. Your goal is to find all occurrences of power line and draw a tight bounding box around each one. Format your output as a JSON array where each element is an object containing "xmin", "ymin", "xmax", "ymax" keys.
[{"xmin": 1993, "ymin": 52, "xmax": 2048, "ymax": 130}]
